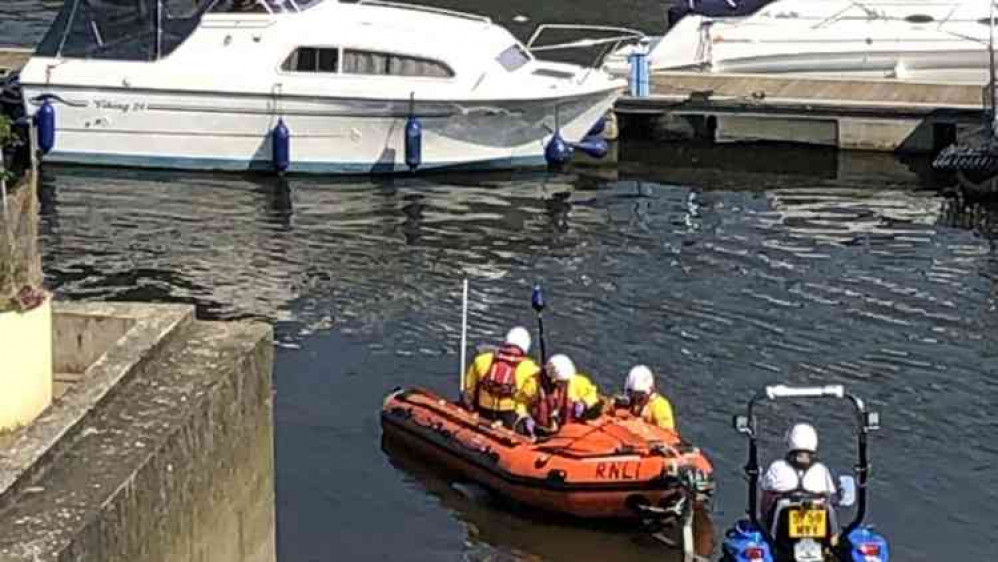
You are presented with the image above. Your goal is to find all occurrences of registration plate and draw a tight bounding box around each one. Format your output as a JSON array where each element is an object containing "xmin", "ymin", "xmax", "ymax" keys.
[{"xmin": 788, "ymin": 509, "xmax": 827, "ymax": 539}]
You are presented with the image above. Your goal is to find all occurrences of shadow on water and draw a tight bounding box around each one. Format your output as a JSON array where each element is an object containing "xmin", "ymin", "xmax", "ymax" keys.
[
  {"xmin": 616, "ymin": 139, "xmax": 943, "ymax": 192},
  {"xmin": 380, "ymin": 431, "xmax": 717, "ymax": 562}
]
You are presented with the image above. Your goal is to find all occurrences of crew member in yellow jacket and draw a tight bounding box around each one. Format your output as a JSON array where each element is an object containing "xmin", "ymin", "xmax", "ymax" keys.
[
  {"xmin": 463, "ymin": 326, "xmax": 540, "ymax": 430},
  {"xmin": 524, "ymin": 354, "xmax": 603, "ymax": 434},
  {"xmin": 623, "ymin": 364, "xmax": 676, "ymax": 431}
]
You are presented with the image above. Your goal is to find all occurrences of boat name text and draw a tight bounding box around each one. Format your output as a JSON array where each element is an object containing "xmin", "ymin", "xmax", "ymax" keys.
[
  {"xmin": 93, "ymin": 100, "xmax": 148, "ymax": 113},
  {"xmin": 594, "ymin": 461, "xmax": 641, "ymax": 480}
]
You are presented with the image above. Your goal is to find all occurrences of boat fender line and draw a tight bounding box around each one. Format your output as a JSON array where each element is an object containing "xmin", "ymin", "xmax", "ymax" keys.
[
  {"xmin": 35, "ymin": 97, "xmax": 56, "ymax": 155},
  {"xmin": 405, "ymin": 92, "xmax": 422, "ymax": 171},
  {"xmin": 272, "ymin": 118, "xmax": 290, "ymax": 174},
  {"xmin": 402, "ymin": 412, "xmax": 509, "ymax": 465},
  {"xmin": 586, "ymin": 116, "xmax": 606, "ymax": 138},
  {"xmin": 392, "ymin": 393, "xmax": 524, "ymax": 448}
]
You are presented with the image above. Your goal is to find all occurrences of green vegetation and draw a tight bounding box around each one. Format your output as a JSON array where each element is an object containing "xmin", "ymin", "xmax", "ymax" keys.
[{"xmin": 0, "ymin": 113, "xmax": 44, "ymax": 313}]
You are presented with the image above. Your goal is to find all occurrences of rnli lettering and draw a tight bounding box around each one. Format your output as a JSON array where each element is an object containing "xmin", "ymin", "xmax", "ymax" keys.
[{"xmin": 595, "ymin": 462, "xmax": 641, "ymax": 480}]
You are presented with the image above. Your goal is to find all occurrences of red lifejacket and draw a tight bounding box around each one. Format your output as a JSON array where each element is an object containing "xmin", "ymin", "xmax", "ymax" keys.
[
  {"xmin": 477, "ymin": 344, "xmax": 525, "ymax": 401},
  {"xmin": 534, "ymin": 381, "xmax": 573, "ymax": 428}
]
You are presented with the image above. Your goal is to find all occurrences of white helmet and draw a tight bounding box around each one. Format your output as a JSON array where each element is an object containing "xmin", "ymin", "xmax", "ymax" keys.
[
  {"xmin": 786, "ymin": 423, "xmax": 818, "ymax": 453},
  {"xmin": 505, "ymin": 326, "xmax": 531, "ymax": 354},
  {"xmin": 547, "ymin": 354, "xmax": 576, "ymax": 382},
  {"xmin": 625, "ymin": 365, "xmax": 654, "ymax": 394}
]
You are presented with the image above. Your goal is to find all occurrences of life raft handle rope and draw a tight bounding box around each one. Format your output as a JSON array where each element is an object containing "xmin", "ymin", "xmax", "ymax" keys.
[{"xmin": 398, "ymin": 389, "xmax": 524, "ymax": 448}]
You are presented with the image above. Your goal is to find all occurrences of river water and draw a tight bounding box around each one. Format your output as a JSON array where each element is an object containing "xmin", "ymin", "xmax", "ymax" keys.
[{"xmin": 5, "ymin": 3, "xmax": 998, "ymax": 561}]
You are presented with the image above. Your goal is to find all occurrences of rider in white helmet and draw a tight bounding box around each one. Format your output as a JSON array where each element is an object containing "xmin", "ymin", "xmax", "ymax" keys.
[
  {"xmin": 622, "ymin": 365, "xmax": 676, "ymax": 430},
  {"xmin": 463, "ymin": 326, "xmax": 540, "ymax": 431},
  {"xmin": 760, "ymin": 422, "xmax": 837, "ymax": 525},
  {"xmin": 526, "ymin": 354, "xmax": 603, "ymax": 434}
]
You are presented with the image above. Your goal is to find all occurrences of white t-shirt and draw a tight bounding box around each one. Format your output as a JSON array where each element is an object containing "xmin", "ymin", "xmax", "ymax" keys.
[{"xmin": 761, "ymin": 459, "xmax": 837, "ymax": 495}]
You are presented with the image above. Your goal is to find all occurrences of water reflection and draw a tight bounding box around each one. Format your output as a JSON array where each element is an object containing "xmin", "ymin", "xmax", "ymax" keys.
[
  {"xmin": 381, "ymin": 433, "xmax": 716, "ymax": 562},
  {"xmin": 33, "ymin": 145, "xmax": 998, "ymax": 562}
]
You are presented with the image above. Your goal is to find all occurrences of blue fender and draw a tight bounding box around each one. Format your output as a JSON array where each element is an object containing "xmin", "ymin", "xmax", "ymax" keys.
[
  {"xmin": 544, "ymin": 131, "xmax": 573, "ymax": 168},
  {"xmin": 404, "ymin": 114, "xmax": 422, "ymax": 171},
  {"xmin": 721, "ymin": 519, "xmax": 774, "ymax": 562},
  {"xmin": 35, "ymin": 97, "xmax": 56, "ymax": 154},
  {"xmin": 272, "ymin": 118, "xmax": 291, "ymax": 173},
  {"xmin": 845, "ymin": 526, "xmax": 890, "ymax": 562},
  {"xmin": 572, "ymin": 135, "xmax": 609, "ymax": 159}
]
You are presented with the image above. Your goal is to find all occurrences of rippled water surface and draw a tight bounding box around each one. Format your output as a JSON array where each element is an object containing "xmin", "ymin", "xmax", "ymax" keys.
[
  {"xmin": 7, "ymin": 1, "xmax": 998, "ymax": 560},
  {"xmin": 35, "ymin": 143, "xmax": 998, "ymax": 561}
]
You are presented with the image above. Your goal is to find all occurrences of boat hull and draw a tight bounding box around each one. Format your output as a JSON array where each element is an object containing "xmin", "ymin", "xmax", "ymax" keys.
[
  {"xmin": 380, "ymin": 388, "xmax": 715, "ymax": 520},
  {"xmin": 20, "ymin": 85, "xmax": 617, "ymax": 174},
  {"xmin": 607, "ymin": 1, "xmax": 995, "ymax": 85}
]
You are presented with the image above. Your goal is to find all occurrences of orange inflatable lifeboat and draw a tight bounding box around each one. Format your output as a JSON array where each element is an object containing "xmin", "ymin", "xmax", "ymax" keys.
[{"xmin": 381, "ymin": 387, "xmax": 715, "ymax": 520}]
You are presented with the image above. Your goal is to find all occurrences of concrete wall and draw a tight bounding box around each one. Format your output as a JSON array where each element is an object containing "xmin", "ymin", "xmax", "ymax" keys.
[
  {"xmin": 51, "ymin": 313, "xmax": 134, "ymax": 374},
  {"xmin": 0, "ymin": 299, "xmax": 52, "ymax": 431},
  {"xmin": 0, "ymin": 303, "xmax": 276, "ymax": 562}
]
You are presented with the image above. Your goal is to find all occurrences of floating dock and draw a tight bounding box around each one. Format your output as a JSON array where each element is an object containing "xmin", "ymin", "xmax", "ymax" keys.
[
  {"xmin": 0, "ymin": 47, "xmax": 30, "ymax": 77},
  {"xmin": 615, "ymin": 71, "xmax": 989, "ymax": 154}
]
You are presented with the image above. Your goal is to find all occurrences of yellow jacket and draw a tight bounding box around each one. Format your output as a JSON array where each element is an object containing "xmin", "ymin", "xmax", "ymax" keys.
[
  {"xmin": 640, "ymin": 393, "xmax": 676, "ymax": 431},
  {"xmin": 464, "ymin": 351, "xmax": 540, "ymax": 414},
  {"xmin": 564, "ymin": 373, "xmax": 601, "ymax": 409}
]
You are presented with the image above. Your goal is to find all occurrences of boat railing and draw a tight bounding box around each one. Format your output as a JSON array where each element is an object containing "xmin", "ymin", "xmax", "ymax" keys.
[
  {"xmin": 355, "ymin": 0, "xmax": 492, "ymax": 23},
  {"xmin": 525, "ymin": 24, "xmax": 646, "ymax": 68},
  {"xmin": 811, "ymin": 3, "xmax": 880, "ymax": 30}
]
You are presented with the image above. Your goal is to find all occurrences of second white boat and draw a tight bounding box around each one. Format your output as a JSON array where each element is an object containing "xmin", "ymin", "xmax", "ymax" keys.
[{"xmin": 607, "ymin": 0, "xmax": 995, "ymax": 85}]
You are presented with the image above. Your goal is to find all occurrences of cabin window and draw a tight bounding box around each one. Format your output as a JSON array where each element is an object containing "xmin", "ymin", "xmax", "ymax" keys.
[
  {"xmin": 282, "ymin": 47, "xmax": 339, "ymax": 73},
  {"xmin": 341, "ymin": 49, "xmax": 454, "ymax": 78},
  {"xmin": 496, "ymin": 44, "xmax": 530, "ymax": 72}
]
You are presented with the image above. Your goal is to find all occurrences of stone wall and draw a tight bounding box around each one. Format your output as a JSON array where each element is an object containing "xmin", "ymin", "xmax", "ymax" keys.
[{"xmin": 0, "ymin": 303, "xmax": 276, "ymax": 562}]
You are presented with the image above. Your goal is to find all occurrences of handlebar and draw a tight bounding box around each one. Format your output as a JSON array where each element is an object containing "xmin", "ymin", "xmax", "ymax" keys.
[{"xmin": 765, "ymin": 384, "xmax": 844, "ymax": 400}]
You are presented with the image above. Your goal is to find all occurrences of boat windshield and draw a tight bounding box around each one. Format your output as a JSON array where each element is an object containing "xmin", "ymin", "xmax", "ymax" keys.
[
  {"xmin": 669, "ymin": 0, "xmax": 774, "ymax": 23},
  {"xmin": 210, "ymin": 0, "xmax": 323, "ymax": 14},
  {"xmin": 35, "ymin": 0, "xmax": 322, "ymax": 61}
]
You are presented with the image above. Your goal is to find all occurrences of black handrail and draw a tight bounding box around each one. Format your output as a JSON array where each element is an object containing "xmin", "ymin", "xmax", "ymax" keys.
[{"xmin": 737, "ymin": 385, "xmax": 877, "ymax": 545}]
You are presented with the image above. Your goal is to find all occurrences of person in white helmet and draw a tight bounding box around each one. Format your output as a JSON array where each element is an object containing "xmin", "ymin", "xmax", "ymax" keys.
[
  {"xmin": 621, "ymin": 365, "xmax": 676, "ymax": 431},
  {"xmin": 526, "ymin": 354, "xmax": 603, "ymax": 434},
  {"xmin": 463, "ymin": 326, "xmax": 541, "ymax": 430},
  {"xmin": 760, "ymin": 422, "xmax": 837, "ymax": 526}
]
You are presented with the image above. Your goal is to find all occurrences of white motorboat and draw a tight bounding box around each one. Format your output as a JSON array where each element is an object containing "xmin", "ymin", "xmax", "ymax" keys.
[
  {"xmin": 17, "ymin": 0, "xmax": 640, "ymax": 174},
  {"xmin": 607, "ymin": 0, "xmax": 995, "ymax": 84}
]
